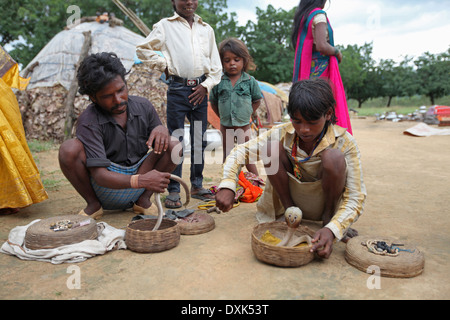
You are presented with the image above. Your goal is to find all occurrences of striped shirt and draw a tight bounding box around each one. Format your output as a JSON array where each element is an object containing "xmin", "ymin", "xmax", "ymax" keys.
[{"xmin": 218, "ymin": 122, "xmax": 367, "ymax": 240}]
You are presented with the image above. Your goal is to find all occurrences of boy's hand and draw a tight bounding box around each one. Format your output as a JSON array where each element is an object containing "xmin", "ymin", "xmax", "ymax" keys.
[
  {"xmin": 189, "ymin": 85, "xmax": 207, "ymax": 106},
  {"xmin": 310, "ymin": 227, "xmax": 335, "ymax": 259},
  {"xmin": 215, "ymin": 189, "xmax": 236, "ymax": 212}
]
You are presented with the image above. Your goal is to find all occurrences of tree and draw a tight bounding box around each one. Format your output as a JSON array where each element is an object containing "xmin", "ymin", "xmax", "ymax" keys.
[
  {"xmin": 378, "ymin": 57, "xmax": 420, "ymax": 107},
  {"xmin": 197, "ymin": 0, "xmax": 245, "ymax": 43},
  {"xmin": 0, "ymin": 0, "xmax": 175, "ymax": 67},
  {"xmin": 242, "ymin": 5, "xmax": 295, "ymax": 83},
  {"xmin": 414, "ymin": 49, "xmax": 450, "ymax": 105},
  {"xmin": 339, "ymin": 43, "xmax": 378, "ymax": 108}
]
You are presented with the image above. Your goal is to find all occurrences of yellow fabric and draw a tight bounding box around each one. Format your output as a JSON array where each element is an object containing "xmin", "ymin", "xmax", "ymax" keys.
[
  {"xmin": 0, "ymin": 78, "xmax": 48, "ymax": 208},
  {"xmin": 260, "ymin": 230, "xmax": 308, "ymax": 247},
  {"xmin": 0, "ymin": 46, "xmax": 30, "ymax": 90}
]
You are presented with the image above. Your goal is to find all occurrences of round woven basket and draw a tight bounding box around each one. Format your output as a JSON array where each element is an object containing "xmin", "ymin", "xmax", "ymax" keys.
[
  {"xmin": 177, "ymin": 212, "xmax": 215, "ymax": 235},
  {"xmin": 345, "ymin": 235, "xmax": 425, "ymax": 278},
  {"xmin": 125, "ymin": 218, "xmax": 180, "ymax": 253},
  {"xmin": 251, "ymin": 222, "xmax": 314, "ymax": 267},
  {"xmin": 24, "ymin": 215, "xmax": 98, "ymax": 250}
]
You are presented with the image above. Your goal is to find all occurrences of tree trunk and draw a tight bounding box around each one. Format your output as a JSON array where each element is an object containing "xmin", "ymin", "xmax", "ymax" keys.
[
  {"xmin": 64, "ymin": 31, "xmax": 91, "ymax": 140},
  {"xmin": 429, "ymin": 93, "xmax": 435, "ymax": 106},
  {"xmin": 386, "ymin": 96, "xmax": 392, "ymax": 107},
  {"xmin": 358, "ymin": 100, "xmax": 363, "ymax": 108}
]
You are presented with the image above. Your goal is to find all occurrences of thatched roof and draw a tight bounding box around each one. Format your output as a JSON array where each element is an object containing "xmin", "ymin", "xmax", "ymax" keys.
[{"xmin": 22, "ymin": 21, "xmax": 144, "ymax": 90}]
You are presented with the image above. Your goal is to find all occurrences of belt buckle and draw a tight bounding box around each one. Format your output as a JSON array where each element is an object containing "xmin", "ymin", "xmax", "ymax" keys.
[{"xmin": 186, "ymin": 79, "xmax": 198, "ymax": 87}]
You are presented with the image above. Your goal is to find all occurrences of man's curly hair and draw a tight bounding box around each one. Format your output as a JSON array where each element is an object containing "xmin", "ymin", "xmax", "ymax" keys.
[{"xmin": 77, "ymin": 52, "xmax": 127, "ymax": 97}]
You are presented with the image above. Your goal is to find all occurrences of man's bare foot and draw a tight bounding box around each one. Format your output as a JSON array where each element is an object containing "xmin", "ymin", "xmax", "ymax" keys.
[
  {"xmin": 342, "ymin": 228, "xmax": 358, "ymax": 243},
  {"xmin": 135, "ymin": 196, "xmax": 152, "ymax": 210}
]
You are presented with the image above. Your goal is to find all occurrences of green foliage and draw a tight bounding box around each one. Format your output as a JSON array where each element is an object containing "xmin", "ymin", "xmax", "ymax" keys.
[
  {"xmin": 1, "ymin": 1, "xmax": 450, "ymax": 107},
  {"xmin": 377, "ymin": 57, "xmax": 419, "ymax": 106},
  {"xmin": 197, "ymin": 0, "xmax": 245, "ymax": 42},
  {"xmin": 1, "ymin": 0, "xmax": 117, "ymax": 66},
  {"xmin": 339, "ymin": 43, "xmax": 379, "ymax": 108},
  {"xmin": 27, "ymin": 139, "xmax": 57, "ymax": 153},
  {"xmin": 414, "ymin": 49, "xmax": 450, "ymax": 105},
  {"xmin": 242, "ymin": 5, "xmax": 295, "ymax": 83}
]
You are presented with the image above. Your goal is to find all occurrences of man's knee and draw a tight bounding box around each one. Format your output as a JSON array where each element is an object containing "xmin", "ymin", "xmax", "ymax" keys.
[
  {"xmin": 168, "ymin": 138, "xmax": 183, "ymax": 164},
  {"xmin": 59, "ymin": 139, "xmax": 85, "ymax": 164}
]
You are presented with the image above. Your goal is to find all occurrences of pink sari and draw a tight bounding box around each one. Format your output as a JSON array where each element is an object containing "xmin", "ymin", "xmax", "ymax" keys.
[{"xmin": 293, "ymin": 8, "xmax": 352, "ymax": 134}]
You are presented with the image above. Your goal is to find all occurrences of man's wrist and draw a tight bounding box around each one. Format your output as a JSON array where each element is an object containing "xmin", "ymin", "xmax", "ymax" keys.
[{"xmin": 130, "ymin": 174, "xmax": 140, "ymax": 188}]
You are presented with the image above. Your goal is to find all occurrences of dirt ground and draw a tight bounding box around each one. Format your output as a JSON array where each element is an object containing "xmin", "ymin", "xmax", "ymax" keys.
[{"xmin": 1, "ymin": 117, "xmax": 449, "ymax": 301}]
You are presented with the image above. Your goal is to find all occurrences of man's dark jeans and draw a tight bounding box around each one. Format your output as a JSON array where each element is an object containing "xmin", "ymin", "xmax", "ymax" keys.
[{"xmin": 166, "ymin": 81, "xmax": 208, "ymax": 194}]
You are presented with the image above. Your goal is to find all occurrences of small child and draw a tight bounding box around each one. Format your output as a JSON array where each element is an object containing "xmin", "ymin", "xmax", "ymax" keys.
[
  {"xmin": 209, "ymin": 38, "xmax": 262, "ymax": 176},
  {"xmin": 215, "ymin": 79, "xmax": 366, "ymax": 259}
]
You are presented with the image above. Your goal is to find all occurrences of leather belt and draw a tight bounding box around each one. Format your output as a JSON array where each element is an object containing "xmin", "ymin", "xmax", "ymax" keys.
[{"xmin": 170, "ymin": 75, "xmax": 206, "ymax": 87}]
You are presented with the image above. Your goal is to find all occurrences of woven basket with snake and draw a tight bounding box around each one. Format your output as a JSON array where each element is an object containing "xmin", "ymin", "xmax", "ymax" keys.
[
  {"xmin": 251, "ymin": 222, "xmax": 315, "ymax": 267},
  {"xmin": 125, "ymin": 219, "xmax": 180, "ymax": 253}
]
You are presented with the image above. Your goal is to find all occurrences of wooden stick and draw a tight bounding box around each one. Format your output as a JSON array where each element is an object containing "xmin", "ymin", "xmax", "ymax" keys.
[{"xmin": 64, "ymin": 31, "xmax": 91, "ymax": 139}]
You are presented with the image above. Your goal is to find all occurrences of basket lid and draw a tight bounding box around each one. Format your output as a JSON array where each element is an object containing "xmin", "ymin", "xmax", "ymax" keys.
[
  {"xmin": 24, "ymin": 215, "xmax": 98, "ymax": 250},
  {"xmin": 345, "ymin": 235, "xmax": 425, "ymax": 278}
]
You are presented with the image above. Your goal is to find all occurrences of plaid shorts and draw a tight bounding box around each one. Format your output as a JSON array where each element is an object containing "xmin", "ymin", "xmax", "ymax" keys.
[{"xmin": 90, "ymin": 154, "xmax": 149, "ymax": 210}]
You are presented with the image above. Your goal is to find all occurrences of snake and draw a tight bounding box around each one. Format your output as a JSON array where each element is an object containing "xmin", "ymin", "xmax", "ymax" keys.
[
  {"xmin": 152, "ymin": 174, "xmax": 190, "ymax": 231},
  {"xmin": 277, "ymin": 207, "xmax": 312, "ymax": 247}
]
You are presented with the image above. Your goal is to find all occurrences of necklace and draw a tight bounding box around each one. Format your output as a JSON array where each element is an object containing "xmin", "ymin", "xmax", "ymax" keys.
[{"xmin": 291, "ymin": 126, "xmax": 327, "ymax": 180}]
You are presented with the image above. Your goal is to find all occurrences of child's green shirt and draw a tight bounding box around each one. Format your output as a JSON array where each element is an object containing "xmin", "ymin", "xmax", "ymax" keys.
[{"xmin": 210, "ymin": 72, "xmax": 262, "ymax": 127}]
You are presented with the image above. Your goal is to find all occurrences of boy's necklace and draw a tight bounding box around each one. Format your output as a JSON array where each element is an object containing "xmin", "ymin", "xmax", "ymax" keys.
[
  {"xmin": 292, "ymin": 126, "xmax": 327, "ymax": 163},
  {"xmin": 290, "ymin": 126, "xmax": 327, "ymax": 180}
]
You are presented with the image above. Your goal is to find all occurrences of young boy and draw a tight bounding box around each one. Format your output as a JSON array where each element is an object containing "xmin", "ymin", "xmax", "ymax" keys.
[
  {"xmin": 136, "ymin": 0, "xmax": 222, "ymax": 208},
  {"xmin": 215, "ymin": 79, "xmax": 366, "ymax": 259}
]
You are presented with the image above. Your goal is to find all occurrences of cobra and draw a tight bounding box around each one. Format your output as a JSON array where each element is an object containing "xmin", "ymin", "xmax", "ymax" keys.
[
  {"xmin": 152, "ymin": 175, "xmax": 190, "ymax": 231},
  {"xmin": 277, "ymin": 206, "xmax": 312, "ymax": 247}
]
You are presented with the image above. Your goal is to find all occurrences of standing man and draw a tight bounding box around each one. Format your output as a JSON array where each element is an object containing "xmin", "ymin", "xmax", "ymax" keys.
[
  {"xmin": 58, "ymin": 52, "xmax": 180, "ymax": 219},
  {"xmin": 136, "ymin": 0, "xmax": 222, "ymax": 208}
]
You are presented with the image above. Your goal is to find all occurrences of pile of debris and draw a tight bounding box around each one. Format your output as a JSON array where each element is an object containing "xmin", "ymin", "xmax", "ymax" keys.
[
  {"xmin": 375, "ymin": 111, "xmax": 417, "ymax": 122},
  {"xmin": 126, "ymin": 64, "xmax": 168, "ymax": 126},
  {"xmin": 375, "ymin": 107, "xmax": 430, "ymax": 123},
  {"xmin": 17, "ymin": 85, "xmax": 89, "ymax": 142},
  {"xmin": 375, "ymin": 105, "xmax": 450, "ymax": 126}
]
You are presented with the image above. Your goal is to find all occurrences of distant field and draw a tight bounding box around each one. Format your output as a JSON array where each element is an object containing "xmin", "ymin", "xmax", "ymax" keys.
[{"xmin": 347, "ymin": 95, "xmax": 450, "ymax": 117}]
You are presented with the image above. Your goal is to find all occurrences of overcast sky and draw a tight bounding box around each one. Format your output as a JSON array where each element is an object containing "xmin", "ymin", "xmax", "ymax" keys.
[{"xmin": 226, "ymin": 0, "xmax": 450, "ymax": 62}]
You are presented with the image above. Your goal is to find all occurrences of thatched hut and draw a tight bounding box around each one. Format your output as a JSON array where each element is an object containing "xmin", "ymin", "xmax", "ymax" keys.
[{"xmin": 17, "ymin": 20, "xmax": 168, "ymax": 142}]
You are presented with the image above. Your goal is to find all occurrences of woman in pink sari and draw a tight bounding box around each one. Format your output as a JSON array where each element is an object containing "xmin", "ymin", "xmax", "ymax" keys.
[{"xmin": 292, "ymin": 0, "xmax": 352, "ymax": 134}]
